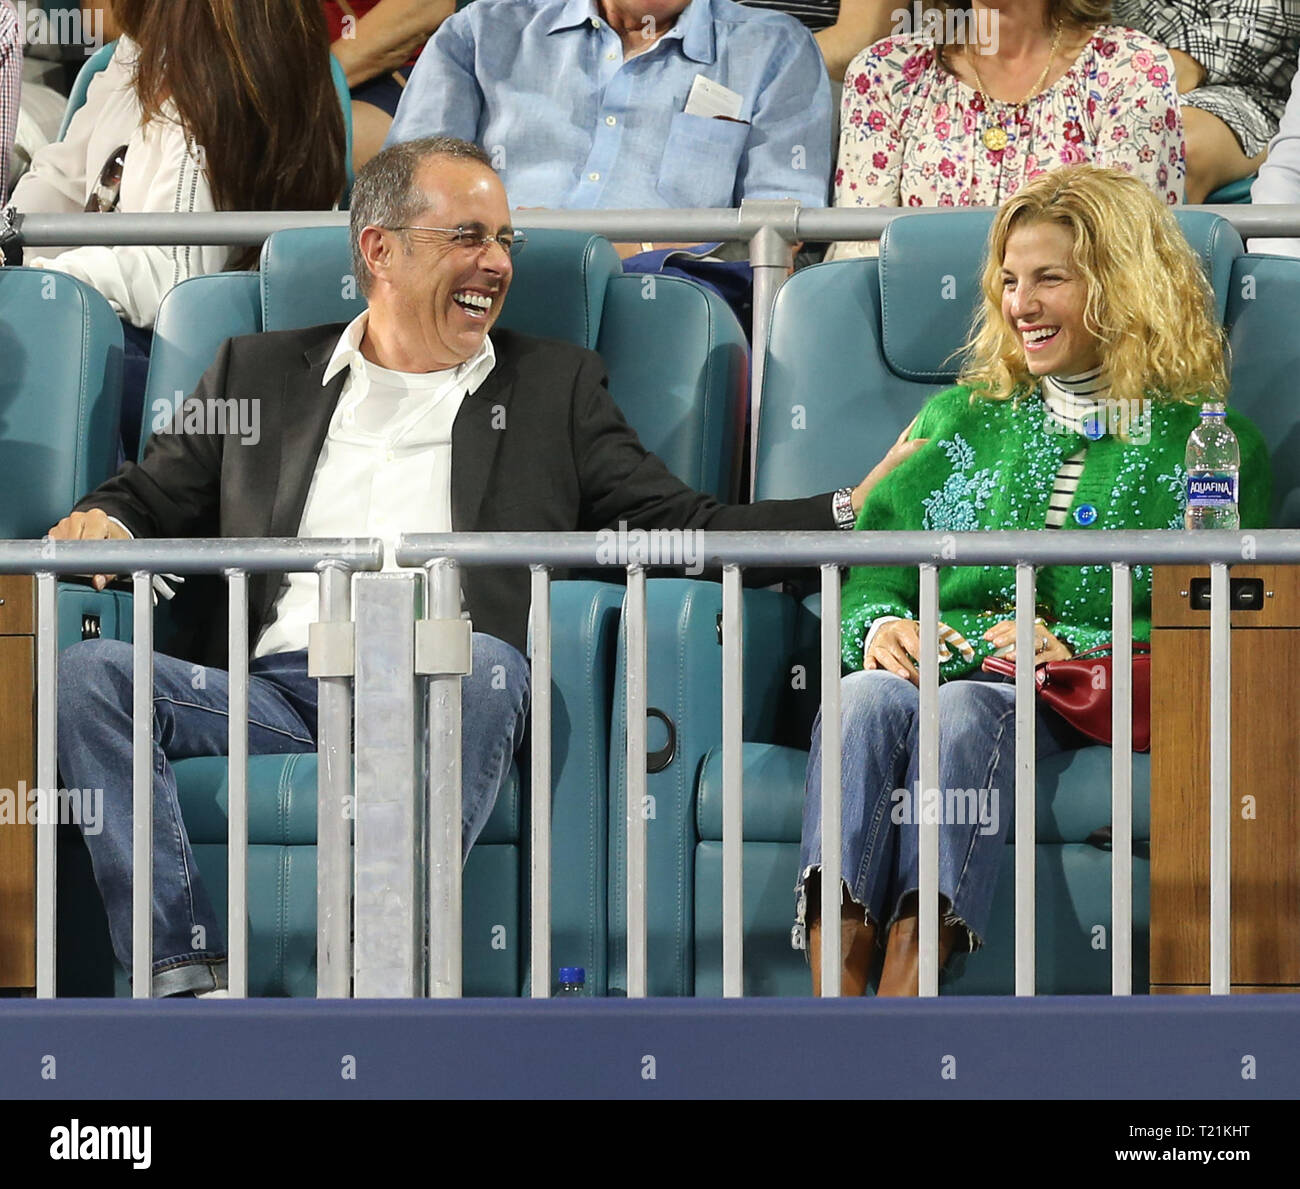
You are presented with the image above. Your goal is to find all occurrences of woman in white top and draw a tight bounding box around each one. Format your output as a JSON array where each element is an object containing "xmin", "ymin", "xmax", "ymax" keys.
[{"xmin": 11, "ymin": 0, "xmax": 346, "ymax": 456}]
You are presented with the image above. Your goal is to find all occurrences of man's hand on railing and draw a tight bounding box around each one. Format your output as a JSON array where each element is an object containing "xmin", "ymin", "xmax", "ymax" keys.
[
  {"xmin": 46, "ymin": 508, "xmax": 131, "ymax": 590},
  {"xmin": 851, "ymin": 419, "xmax": 927, "ymax": 514}
]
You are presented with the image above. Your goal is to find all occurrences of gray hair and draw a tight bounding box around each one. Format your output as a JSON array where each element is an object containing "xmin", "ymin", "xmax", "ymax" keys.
[{"xmin": 349, "ymin": 137, "xmax": 496, "ymax": 295}]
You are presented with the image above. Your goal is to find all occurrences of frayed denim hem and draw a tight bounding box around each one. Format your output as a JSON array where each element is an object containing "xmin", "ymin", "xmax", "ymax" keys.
[
  {"xmin": 791, "ymin": 863, "xmax": 876, "ymax": 959},
  {"xmin": 884, "ymin": 889, "xmax": 982, "ymax": 956}
]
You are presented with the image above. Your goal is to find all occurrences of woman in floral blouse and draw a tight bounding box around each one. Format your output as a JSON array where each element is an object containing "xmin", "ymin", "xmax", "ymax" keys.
[
  {"xmin": 829, "ymin": 0, "xmax": 1186, "ymax": 259},
  {"xmin": 797, "ymin": 165, "xmax": 1270, "ymax": 995}
]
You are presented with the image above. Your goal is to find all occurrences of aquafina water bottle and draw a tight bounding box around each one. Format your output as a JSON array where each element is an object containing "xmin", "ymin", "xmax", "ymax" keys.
[{"xmin": 1185, "ymin": 402, "xmax": 1240, "ymax": 530}]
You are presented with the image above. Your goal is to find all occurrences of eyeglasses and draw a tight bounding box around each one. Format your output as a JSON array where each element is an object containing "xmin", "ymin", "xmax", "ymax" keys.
[
  {"xmin": 387, "ymin": 224, "xmax": 527, "ymax": 256},
  {"xmin": 85, "ymin": 144, "xmax": 129, "ymax": 214}
]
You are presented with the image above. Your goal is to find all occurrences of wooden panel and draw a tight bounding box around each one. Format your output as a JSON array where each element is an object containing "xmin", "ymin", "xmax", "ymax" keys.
[
  {"xmin": 1152, "ymin": 565, "xmax": 1300, "ymax": 629},
  {"xmin": 0, "ymin": 634, "xmax": 35, "ymax": 988},
  {"xmin": 1150, "ymin": 628, "xmax": 1300, "ymax": 985},
  {"xmin": 0, "ymin": 575, "xmax": 34, "ymax": 636},
  {"xmin": 1152, "ymin": 985, "xmax": 1300, "ymax": 995}
]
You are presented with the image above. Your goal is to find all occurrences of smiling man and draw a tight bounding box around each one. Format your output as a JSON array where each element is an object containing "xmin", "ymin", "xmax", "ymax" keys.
[{"xmin": 47, "ymin": 138, "xmax": 875, "ymax": 997}]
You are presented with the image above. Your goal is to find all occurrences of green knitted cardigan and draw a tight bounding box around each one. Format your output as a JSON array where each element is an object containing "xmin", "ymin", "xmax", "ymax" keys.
[{"xmin": 842, "ymin": 384, "xmax": 1272, "ymax": 677}]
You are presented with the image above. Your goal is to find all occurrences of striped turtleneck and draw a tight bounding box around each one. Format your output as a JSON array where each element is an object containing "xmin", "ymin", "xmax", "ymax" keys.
[{"xmin": 1041, "ymin": 366, "xmax": 1108, "ymax": 529}]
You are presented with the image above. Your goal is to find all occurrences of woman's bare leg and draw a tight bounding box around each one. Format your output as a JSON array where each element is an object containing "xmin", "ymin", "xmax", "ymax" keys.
[
  {"xmin": 351, "ymin": 100, "xmax": 395, "ymax": 174},
  {"xmin": 807, "ymin": 874, "xmax": 876, "ymax": 996},
  {"xmin": 875, "ymin": 912, "xmax": 962, "ymax": 997},
  {"xmin": 1183, "ymin": 106, "xmax": 1268, "ymax": 205}
]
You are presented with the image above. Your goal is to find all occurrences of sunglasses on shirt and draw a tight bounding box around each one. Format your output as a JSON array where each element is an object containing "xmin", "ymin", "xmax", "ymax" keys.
[{"xmin": 85, "ymin": 144, "xmax": 129, "ymax": 214}]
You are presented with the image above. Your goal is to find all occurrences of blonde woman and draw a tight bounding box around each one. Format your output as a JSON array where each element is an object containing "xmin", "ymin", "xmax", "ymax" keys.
[
  {"xmin": 797, "ymin": 164, "xmax": 1270, "ymax": 996},
  {"xmin": 830, "ymin": 0, "xmax": 1184, "ymax": 259}
]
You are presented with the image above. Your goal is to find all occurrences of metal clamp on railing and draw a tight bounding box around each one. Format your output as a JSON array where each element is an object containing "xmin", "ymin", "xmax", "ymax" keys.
[
  {"xmin": 414, "ymin": 617, "xmax": 472, "ymax": 677},
  {"xmin": 307, "ymin": 620, "xmax": 356, "ymax": 677}
]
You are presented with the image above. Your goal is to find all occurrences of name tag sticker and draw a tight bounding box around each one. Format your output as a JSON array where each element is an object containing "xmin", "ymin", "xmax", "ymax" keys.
[{"xmin": 684, "ymin": 74, "xmax": 744, "ymax": 121}]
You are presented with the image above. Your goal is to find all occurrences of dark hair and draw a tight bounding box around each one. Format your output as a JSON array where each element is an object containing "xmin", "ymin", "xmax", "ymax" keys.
[
  {"xmin": 349, "ymin": 137, "xmax": 497, "ymax": 295},
  {"xmin": 114, "ymin": 0, "xmax": 346, "ymax": 270}
]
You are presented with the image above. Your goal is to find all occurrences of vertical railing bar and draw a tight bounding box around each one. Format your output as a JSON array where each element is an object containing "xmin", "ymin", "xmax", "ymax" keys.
[
  {"xmin": 226, "ymin": 570, "xmax": 249, "ymax": 999},
  {"xmin": 625, "ymin": 565, "xmax": 648, "ymax": 998},
  {"xmin": 315, "ymin": 561, "xmax": 353, "ymax": 998},
  {"xmin": 1014, "ymin": 564, "xmax": 1037, "ymax": 997},
  {"xmin": 131, "ymin": 571, "xmax": 153, "ymax": 998},
  {"xmin": 1110, "ymin": 564, "xmax": 1133, "ymax": 996},
  {"xmin": 529, "ymin": 565, "xmax": 552, "ymax": 998},
  {"xmin": 721, "ymin": 564, "xmax": 744, "ymax": 998},
  {"xmin": 917, "ymin": 564, "xmax": 940, "ymax": 998},
  {"xmin": 35, "ymin": 573, "xmax": 58, "ymax": 998},
  {"xmin": 427, "ymin": 558, "xmax": 464, "ymax": 998},
  {"xmin": 818, "ymin": 564, "xmax": 842, "ymax": 997},
  {"xmin": 1209, "ymin": 562, "xmax": 1231, "ymax": 995},
  {"xmin": 747, "ymin": 230, "xmax": 784, "ymax": 501}
]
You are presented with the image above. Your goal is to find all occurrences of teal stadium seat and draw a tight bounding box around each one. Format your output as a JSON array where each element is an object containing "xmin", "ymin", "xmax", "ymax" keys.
[
  {"xmin": 610, "ymin": 209, "xmax": 1255, "ymax": 997},
  {"xmin": 0, "ymin": 267, "xmax": 130, "ymax": 646},
  {"xmin": 1205, "ymin": 175, "xmax": 1255, "ymax": 205},
  {"xmin": 58, "ymin": 226, "xmax": 748, "ymax": 997}
]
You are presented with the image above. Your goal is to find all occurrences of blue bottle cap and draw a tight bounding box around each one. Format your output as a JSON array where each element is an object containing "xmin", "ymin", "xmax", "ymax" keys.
[
  {"xmin": 558, "ymin": 967, "xmax": 585, "ymax": 984},
  {"xmin": 1074, "ymin": 503, "xmax": 1097, "ymax": 526}
]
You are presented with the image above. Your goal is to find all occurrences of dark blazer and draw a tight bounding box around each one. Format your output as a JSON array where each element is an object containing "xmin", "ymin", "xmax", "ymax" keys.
[{"xmin": 78, "ymin": 323, "xmax": 835, "ymax": 664}]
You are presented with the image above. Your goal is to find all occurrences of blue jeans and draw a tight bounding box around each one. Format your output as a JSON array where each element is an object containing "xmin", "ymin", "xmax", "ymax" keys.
[
  {"xmin": 57, "ymin": 633, "xmax": 529, "ymax": 996},
  {"xmin": 797, "ymin": 671, "xmax": 1084, "ymax": 957}
]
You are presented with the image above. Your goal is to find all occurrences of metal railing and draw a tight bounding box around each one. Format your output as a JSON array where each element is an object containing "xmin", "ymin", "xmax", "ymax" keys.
[
  {"xmin": 395, "ymin": 528, "xmax": 1295, "ymax": 1000},
  {"xmin": 17, "ymin": 537, "xmax": 384, "ymax": 999},
  {"xmin": 17, "ymin": 528, "xmax": 1292, "ymax": 1000},
  {"xmin": 11, "ymin": 201, "xmax": 1300, "ymax": 494}
]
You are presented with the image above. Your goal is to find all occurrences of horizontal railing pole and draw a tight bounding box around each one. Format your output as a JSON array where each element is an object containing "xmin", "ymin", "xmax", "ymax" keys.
[
  {"xmin": 0, "ymin": 538, "xmax": 383, "ymax": 573},
  {"xmin": 398, "ymin": 530, "xmax": 1300, "ymax": 570},
  {"xmin": 11, "ymin": 204, "xmax": 1300, "ymax": 248},
  {"xmin": 14, "ymin": 210, "xmax": 348, "ymax": 247}
]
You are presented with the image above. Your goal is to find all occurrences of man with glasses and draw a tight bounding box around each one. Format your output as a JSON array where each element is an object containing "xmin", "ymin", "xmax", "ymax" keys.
[{"xmin": 46, "ymin": 137, "xmax": 878, "ymax": 997}]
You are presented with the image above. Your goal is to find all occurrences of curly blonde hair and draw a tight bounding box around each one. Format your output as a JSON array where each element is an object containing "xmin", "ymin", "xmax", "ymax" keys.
[{"xmin": 958, "ymin": 165, "xmax": 1227, "ymax": 405}]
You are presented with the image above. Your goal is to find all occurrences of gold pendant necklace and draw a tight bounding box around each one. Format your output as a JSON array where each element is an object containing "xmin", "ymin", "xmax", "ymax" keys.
[{"xmin": 968, "ymin": 21, "xmax": 1063, "ymax": 152}]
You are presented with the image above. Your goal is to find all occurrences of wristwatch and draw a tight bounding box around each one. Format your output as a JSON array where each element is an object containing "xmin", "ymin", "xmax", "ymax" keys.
[{"xmin": 833, "ymin": 487, "xmax": 856, "ymax": 530}]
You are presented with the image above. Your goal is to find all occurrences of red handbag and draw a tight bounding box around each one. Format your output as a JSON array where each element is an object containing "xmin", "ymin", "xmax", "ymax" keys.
[{"xmin": 980, "ymin": 643, "xmax": 1151, "ymax": 751}]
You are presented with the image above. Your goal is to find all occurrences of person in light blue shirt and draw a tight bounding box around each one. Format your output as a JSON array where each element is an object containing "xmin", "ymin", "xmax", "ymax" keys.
[{"xmin": 385, "ymin": 0, "xmax": 832, "ymax": 219}]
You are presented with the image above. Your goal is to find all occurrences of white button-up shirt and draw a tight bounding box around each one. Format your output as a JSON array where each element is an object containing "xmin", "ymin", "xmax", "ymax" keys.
[{"xmin": 254, "ymin": 311, "xmax": 495, "ymax": 657}]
